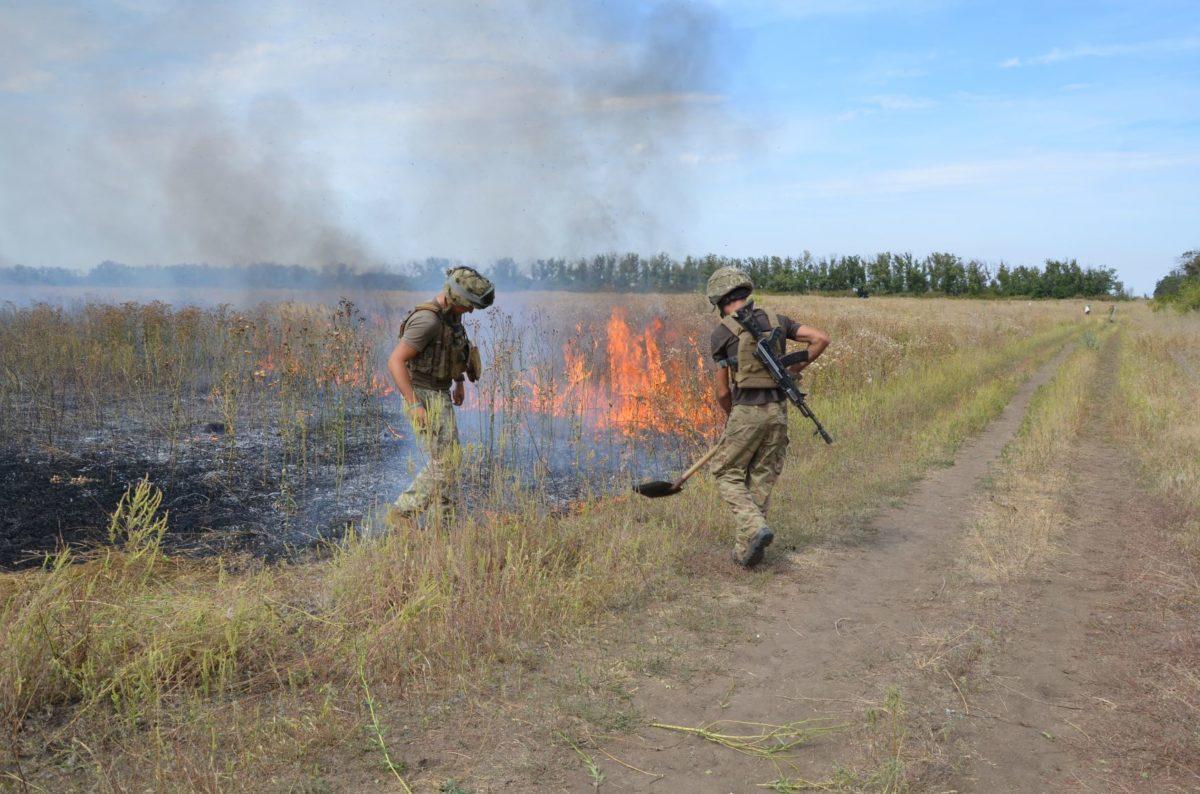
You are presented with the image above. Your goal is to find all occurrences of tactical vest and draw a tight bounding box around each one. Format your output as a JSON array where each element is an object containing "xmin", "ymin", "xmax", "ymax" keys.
[
  {"xmin": 399, "ymin": 302, "xmax": 480, "ymax": 386},
  {"xmin": 720, "ymin": 309, "xmax": 786, "ymax": 390}
]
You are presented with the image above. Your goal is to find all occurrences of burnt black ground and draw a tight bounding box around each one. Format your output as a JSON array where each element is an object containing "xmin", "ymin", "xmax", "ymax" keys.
[
  {"xmin": 1, "ymin": 407, "xmax": 692, "ymax": 570},
  {"xmin": 0, "ymin": 425, "xmax": 381, "ymax": 568}
]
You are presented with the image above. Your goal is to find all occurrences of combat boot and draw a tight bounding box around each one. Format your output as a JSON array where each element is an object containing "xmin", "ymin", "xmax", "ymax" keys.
[{"xmin": 734, "ymin": 526, "xmax": 774, "ymax": 568}]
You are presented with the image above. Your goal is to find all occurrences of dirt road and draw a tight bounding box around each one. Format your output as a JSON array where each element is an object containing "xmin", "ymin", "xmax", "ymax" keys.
[{"xmin": 586, "ymin": 345, "xmax": 1197, "ymax": 791}]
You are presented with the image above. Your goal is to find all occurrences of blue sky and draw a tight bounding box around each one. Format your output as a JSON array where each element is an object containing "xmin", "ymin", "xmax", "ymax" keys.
[
  {"xmin": 0, "ymin": 1, "xmax": 1197, "ymax": 293},
  {"xmin": 701, "ymin": 0, "xmax": 1200, "ymax": 294}
]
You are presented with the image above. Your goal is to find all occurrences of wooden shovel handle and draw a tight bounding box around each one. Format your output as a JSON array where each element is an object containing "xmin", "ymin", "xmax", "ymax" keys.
[{"xmin": 673, "ymin": 444, "xmax": 722, "ymax": 489}]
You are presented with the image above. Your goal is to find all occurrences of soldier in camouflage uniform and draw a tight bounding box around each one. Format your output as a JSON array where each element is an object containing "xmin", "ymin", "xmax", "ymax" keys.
[
  {"xmin": 386, "ymin": 266, "xmax": 494, "ymax": 522},
  {"xmin": 706, "ymin": 267, "xmax": 830, "ymax": 567}
]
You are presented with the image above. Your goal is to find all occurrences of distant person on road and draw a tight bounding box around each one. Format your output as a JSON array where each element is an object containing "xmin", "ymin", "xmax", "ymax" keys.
[
  {"xmin": 706, "ymin": 267, "xmax": 830, "ymax": 568},
  {"xmin": 386, "ymin": 266, "xmax": 494, "ymax": 525}
]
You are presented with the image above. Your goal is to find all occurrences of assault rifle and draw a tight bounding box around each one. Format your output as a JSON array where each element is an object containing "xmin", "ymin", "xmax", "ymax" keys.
[{"xmin": 731, "ymin": 303, "xmax": 834, "ymax": 445}]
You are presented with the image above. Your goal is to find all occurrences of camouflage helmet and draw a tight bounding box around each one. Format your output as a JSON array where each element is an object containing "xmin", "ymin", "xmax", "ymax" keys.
[
  {"xmin": 444, "ymin": 266, "xmax": 495, "ymax": 310},
  {"xmin": 705, "ymin": 266, "xmax": 753, "ymax": 307}
]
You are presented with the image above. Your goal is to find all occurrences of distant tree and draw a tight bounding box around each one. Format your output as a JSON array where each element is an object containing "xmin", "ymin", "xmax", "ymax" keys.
[
  {"xmin": 88, "ymin": 260, "xmax": 138, "ymax": 285},
  {"xmin": 965, "ymin": 259, "xmax": 990, "ymax": 296},
  {"xmin": 488, "ymin": 257, "xmax": 531, "ymax": 289},
  {"xmin": 1153, "ymin": 249, "xmax": 1200, "ymax": 311},
  {"xmin": 0, "ymin": 264, "xmax": 82, "ymax": 285},
  {"xmin": 867, "ymin": 253, "xmax": 891, "ymax": 293},
  {"xmin": 1179, "ymin": 249, "xmax": 1200, "ymax": 279},
  {"xmin": 926, "ymin": 252, "xmax": 965, "ymax": 295}
]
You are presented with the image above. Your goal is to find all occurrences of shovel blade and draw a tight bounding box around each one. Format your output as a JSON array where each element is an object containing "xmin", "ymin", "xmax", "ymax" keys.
[{"xmin": 633, "ymin": 480, "xmax": 682, "ymax": 498}]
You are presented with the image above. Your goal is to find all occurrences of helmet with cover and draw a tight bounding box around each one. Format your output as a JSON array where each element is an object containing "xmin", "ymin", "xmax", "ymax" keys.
[
  {"xmin": 444, "ymin": 266, "xmax": 495, "ymax": 310},
  {"xmin": 706, "ymin": 266, "xmax": 754, "ymax": 307}
]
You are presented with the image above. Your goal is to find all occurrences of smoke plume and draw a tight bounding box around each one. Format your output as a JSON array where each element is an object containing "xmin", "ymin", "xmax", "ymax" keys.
[
  {"xmin": 390, "ymin": 1, "xmax": 731, "ymax": 259},
  {"xmin": 0, "ymin": 1, "xmax": 736, "ymax": 270}
]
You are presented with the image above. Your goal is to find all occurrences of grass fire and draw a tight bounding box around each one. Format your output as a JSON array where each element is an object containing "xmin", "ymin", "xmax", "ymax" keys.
[
  {"xmin": 2, "ymin": 0, "xmax": 1198, "ymax": 788},
  {"xmin": 7, "ymin": 282, "xmax": 1194, "ymax": 791},
  {"xmin": 0, "ymin": 297, "xmax": 723, "ymax": 569}
]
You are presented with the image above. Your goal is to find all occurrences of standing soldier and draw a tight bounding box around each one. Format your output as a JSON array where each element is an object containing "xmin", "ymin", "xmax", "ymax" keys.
[
  {"xmin": 706, "ymin": 267, "xmax": 830, "ymax": 567},
  {"xmin": 386, "ymin": 266, "xmax": 494, "ymax": 523}
]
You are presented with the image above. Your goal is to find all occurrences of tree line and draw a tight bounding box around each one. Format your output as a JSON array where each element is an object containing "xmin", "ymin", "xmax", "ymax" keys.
[
  {"xmin": 519, "ymin": 252, "xmax": 1126, "ymax": 298},
  {"xmin": 1, "ymin": 252, "xmax": 1127, "ymax": 299},
  {"xmin": 0, "ymin": 261, "xmax": 411, "ymax": 290},
  {"xmin": 1152, "ymin": 250, "xmax": 1200, "ymax": 312}
]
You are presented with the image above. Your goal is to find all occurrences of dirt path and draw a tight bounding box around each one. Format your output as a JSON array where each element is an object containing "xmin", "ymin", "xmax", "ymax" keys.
[
  {"xmin": 583, "ymin": 344, "xmax": 1195, "ymax": 792},
  {"xmin": 947, "ymin": 366, "xmax": 1198, "ymax": 791},
  {"xmin": 588, "ymin": 346, "xmax": 1073, "ymax": 791},
  {"xmin": 944, "ymin": 428, "xmax": 1179, "ymax": 790}
]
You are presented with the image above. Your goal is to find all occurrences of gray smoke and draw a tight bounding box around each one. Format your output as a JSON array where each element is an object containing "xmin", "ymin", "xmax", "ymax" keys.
[
  {"xmin": 161, "ymin": 98, "xmax": 370, "ymax": 267},
  {"xmin": 0, "ymin": 1, "xmax": 736, "ymax": 270},
  {"xmin": 391, "ymin": 1, "xmax": 730, "ymax": 259}
]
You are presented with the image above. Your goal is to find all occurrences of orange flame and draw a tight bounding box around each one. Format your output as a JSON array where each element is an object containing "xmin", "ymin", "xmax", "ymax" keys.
[
  {"xmin": 514, "ymin": 308, "xmax": 720, "ymax": 439},
  {"xmin": 252, "ymin": 308, "xmax": 719, "ymax": 438}
]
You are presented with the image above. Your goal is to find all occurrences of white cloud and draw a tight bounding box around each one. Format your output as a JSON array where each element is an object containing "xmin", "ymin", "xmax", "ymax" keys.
[
  {"xmin": 194, "ymin": 40, "xmax": 352, "ymax": 94},
  {"xmin": 797, "ymin": 152, "xmax": 1200, "ymax": 196},
  {"xmin": 0, "ymin": 4, "xmax": 105, "ymax": 94},
  {"xmin": 835, "ymin": 93, "xmax": 936, "ymax": 121},
  {"xmin": 1, "ymin": 68, "xmax": 53, "ymax": 93},
  {"xmin": 1002, "ymin": 36, "xmax": 1200, "ymax": 68},
  {"xmin": 712, "ymin": 0, "xmax": 950, "ymax": 20},
  {"xmin": 863, "ymin": 94, "xmax": 936, "ymax": 110}
]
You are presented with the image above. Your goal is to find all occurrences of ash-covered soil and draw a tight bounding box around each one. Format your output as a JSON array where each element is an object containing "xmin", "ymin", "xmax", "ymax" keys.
[
  {"xmin": 1, "ymin": 407, "xmax": 688, "ymax": 570},
  {"xmin": 1, "ymin": 421, "xmax": 384, "ymax": 568}
]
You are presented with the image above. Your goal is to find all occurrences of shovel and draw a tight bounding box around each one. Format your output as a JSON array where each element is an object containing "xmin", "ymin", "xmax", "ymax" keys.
[{"xmin": 633, "ymin": 444, "xmax": 722, "ymax": 498}]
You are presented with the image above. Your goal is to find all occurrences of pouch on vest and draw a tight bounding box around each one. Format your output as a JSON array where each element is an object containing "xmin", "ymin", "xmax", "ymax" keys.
[
  {"xmin": 721, "ymin": 310, "xmax": 786, "ymax": 390},
  {"xmin": 466, "ymin": 344, "xmax": 482, "ymax": 383},
  {"xmin": 445, "ymin": 320, "xmax": 472, "ymax": 382},
  {"xmin": 401, "ymin": 302, "xmax": 475, "ymax": 385}
]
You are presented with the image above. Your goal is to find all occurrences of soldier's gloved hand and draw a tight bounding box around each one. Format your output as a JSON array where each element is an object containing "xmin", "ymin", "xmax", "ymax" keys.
[{"xmin": 452, "ymin": 379, "xmax": 465, "ymax": 406}]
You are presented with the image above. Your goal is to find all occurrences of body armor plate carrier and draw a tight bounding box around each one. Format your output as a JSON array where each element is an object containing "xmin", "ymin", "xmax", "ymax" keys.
[
  {"xmin": 399, "ymin": 302, "xmax": 481, "ymax": 387},
  {"xmin": 720, "ymin": 309, "xmax": 786, "ymax": 390}
]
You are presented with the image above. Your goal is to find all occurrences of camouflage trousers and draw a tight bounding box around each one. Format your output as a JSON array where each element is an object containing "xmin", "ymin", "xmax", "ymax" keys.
[
  {"xmin": 393, "ymin": 388, "xmax": 461, "ymax": 519},
  {"xmin": 708, "ymin": 401, "xmax": 790, "ymax": 557}
]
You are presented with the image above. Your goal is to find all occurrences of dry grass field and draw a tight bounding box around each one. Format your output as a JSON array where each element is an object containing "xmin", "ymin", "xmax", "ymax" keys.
[{"xmin": 1, "ymin": 294, "xmax": 1195, "ymax": 791}]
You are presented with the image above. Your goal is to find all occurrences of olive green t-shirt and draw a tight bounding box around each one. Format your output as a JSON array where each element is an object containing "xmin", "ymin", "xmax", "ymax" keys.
[
  {"xmin": 400, "ymin": 309, "xmax": 448, "ymax": 390},
  {"xmin": 710, "ymin": 309, "xmax": 799, "ymax": 406}
]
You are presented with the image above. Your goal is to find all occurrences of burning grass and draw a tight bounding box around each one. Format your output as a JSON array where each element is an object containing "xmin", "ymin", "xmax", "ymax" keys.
[
  {"xmin": 0, "ymin": 292, "xmax": 1099, "ymax": 788},
  {"xmin": 0, "ymin": 296, "xmax": 721, "ymax": 565}
]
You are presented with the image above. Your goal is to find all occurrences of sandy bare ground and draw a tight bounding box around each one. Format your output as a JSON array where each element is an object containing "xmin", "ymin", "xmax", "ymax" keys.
[{"xmin": 575, "ymin": 345, "xmax": 1198, "ymax": 792}]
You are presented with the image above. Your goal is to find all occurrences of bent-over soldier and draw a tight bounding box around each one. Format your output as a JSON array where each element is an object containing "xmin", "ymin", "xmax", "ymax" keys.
[
  {"xmin": 706, "ymin": 267, "xmax": 830, "ymax": 567},
  {"xmin": 386, "ymin": 266, "xmax": 494, "ymax": 522}
]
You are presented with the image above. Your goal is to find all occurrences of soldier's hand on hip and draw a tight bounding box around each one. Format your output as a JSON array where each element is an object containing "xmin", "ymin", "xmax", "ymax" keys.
[{"xmin": 452, "ymin": 380, "xmax": 465, "ymax": 406}]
